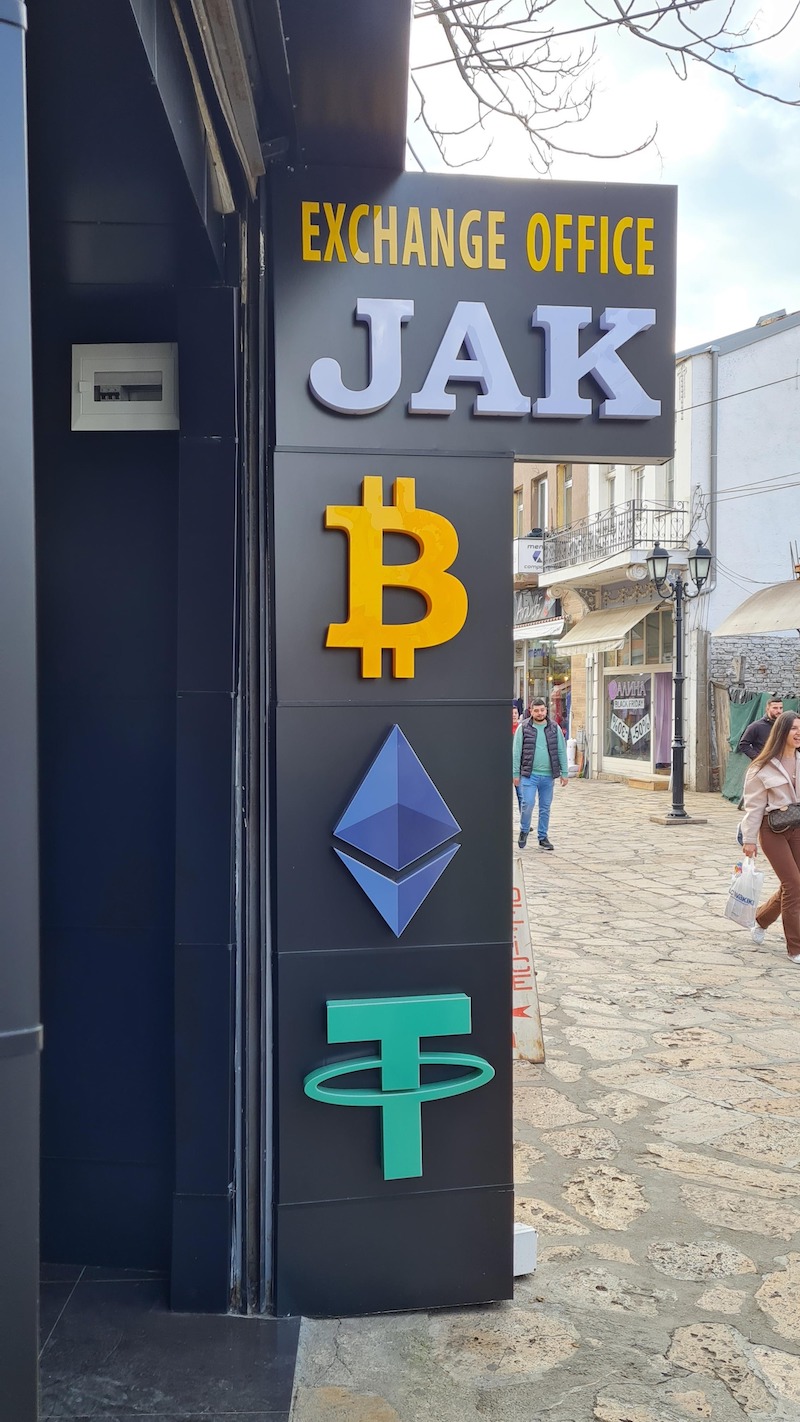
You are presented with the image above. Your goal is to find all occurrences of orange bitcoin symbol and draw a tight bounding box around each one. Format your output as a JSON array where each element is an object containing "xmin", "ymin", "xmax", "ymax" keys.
[{"xmin": 325, "ymin": 477, "xmax": 468, "ymax": 678}]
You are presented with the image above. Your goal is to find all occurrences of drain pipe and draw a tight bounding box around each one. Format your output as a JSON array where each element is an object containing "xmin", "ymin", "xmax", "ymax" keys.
[
  {"xmin": 691, "ymin": 345, "xmax": 719, "ymax": 792},
  {"xmin": 707, "ymin": 346, "xmax": 719, "ymax": 594}
]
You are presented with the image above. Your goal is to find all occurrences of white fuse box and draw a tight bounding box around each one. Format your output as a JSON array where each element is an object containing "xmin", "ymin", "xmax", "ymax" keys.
[{"xmin": 71, "ymin": 343, "xmax": 179, "ymax": 431}]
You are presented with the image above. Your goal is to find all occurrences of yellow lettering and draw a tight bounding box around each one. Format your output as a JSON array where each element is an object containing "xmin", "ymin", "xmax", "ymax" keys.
[
  {"xmin": 402, "ymin": 207, "xmax": 427, "ymax": 266},
  {"xmin": 487, "ymin": 210, "xmax": 506, "ymax": 269},
  {"xmin": 526, "ymin": 213, "xmax": 551, "ymax": 272},
  {"xmin": 322, "ymin": 202, "xmax": 347, "ymax": 263},
  {"xmin": 430, "ymin": 209, "xmax": 454, "ymax": 267},
  {"xmin": 349, "ymin": 205, "xmax": 370, "ymax": 264},
  {"xmin": 373, "ymin": 205, "xmax": 398, "ymax": 265},
  {"xmin": 576, "ymin": 215, "xmax": 595, "ymax": 275},
  {"xmin": 612, "ymin": 216, "xmax": 634, "ymax": 275},
  {"xmin": 636, "ymin": 217, "xmax": 654, "ymax": 275},
  {"xmin": 459, "ymin": 209, "xmax": 483, "ymax": 268},
  {"xmin": 554, "ymin": 213, "xmax": 572, "ymax": 273},
  {"xmin": 599, "ymin": 215, "xmax": 609, "ymax": 275},
  {"xmin": 301, "ymin": 201, "xmax": 321, "ymax": 262}
]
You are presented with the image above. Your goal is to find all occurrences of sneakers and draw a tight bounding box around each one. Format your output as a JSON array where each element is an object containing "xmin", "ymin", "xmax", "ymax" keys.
[
  {"xmin": 518, "ymin": 830, "xmax": 529, "ymax": 849},
  {"xmin": 789, "ymin": 954, "xmax": 800, "ymax": 965},
  {"xmin": 539, "ymin": 836, "xmax": 554, "ymax": 851},
  {"xmin": 750, "ymin": 925, "xmax": 766, "ymax": 945}
]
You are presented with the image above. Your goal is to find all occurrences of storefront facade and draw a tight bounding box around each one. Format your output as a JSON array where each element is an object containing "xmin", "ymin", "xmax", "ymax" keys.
[
  {"xmin": 1, "ymin": 1, "xmax": 678, "ymax": 1408},
  {"xmin": 557, "ymin": 595, "xmax": 675, "ymax": 781},
  {"xmin": 601, "ymin": 606, "xmax": 674, "ymax": 775},
  {"xmin": 513, "ymin": 591, "xmax": 571, "ymax": 729}
]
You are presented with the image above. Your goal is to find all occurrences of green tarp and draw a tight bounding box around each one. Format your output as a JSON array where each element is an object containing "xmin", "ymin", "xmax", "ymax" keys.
[{"xmin": 721, "ymin": 693, "xmax": 800, "ymax": 803}]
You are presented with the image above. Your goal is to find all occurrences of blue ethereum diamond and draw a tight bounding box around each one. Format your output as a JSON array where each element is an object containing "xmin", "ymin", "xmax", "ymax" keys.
[
  {"xmin": 335, "ymin": 844, "xmax": 460, "ymax": 937},
  {"xmin": 334, "ymin": 726, "xmax": 460, "ymax": 872}
]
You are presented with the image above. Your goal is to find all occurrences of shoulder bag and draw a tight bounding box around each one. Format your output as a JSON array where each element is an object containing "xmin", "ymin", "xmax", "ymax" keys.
[
  {"xmin": 767, "ymin": 804, "xmax": 800, "ymax": 833},
  {"xmin": 766, "ymin": 756, "xmax": 800, "ymax": 833}
]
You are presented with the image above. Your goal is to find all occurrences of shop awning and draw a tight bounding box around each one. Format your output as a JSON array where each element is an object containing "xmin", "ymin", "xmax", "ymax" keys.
[
  {"xmin": 713, "ymin": 581, "xmax": 800, "ymax": 636},
  {"xmin": 557, "ymin": 601, "xmax": 661, "ymax": 656},
  {"xmin": 513, "ymin": 618, "xmax": 565, "ymax": 641}
]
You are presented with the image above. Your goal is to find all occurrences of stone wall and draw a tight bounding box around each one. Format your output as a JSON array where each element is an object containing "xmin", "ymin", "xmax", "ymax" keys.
[{"xmin": 709, "ymin": 635, "xmax": 800, "ymax": 696}]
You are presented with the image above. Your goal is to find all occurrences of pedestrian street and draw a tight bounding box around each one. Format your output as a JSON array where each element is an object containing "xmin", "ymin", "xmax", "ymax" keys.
[{"xmin": 290, "ymin": 778, "xmax": 800, "ymax": 1422}]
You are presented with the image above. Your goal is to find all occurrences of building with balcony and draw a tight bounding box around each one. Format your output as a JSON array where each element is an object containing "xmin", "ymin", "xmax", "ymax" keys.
[
  {"xmin": 512, "ymin": 462, "xmax": 588, "ymax": 729},
  {"xmin": 539, "ymin": 309, "xmax": 800, "ymax": 790}
]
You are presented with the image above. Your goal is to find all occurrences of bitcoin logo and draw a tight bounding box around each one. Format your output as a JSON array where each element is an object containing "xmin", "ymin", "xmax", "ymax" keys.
[
  {"xmin": 303, "ymin": 994, "xmax": 494, "ymax": 1180},
  {"xmin": 325, "ymin": 476, "xmax": 468, "ymax": 678}
]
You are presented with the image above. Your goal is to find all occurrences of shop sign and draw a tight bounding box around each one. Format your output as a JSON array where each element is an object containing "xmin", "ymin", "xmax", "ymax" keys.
[
  {"xmin": 512, "ymin": 857, "xmax": 544, "ymax": 1063},
  {"xmin": 273, "ymin": 169, "xmax": 677, "ymax": 462},
  {"xmin": 514, "ymin": 588, "xmax": 559, "ymax": 626},
  {"xmin": 514, "ymin": 536, "xmax": 544, "ymax": 575},
  {"xmin": 269, "ymin": 163, "xmax": 675, "ymax": 1316}
]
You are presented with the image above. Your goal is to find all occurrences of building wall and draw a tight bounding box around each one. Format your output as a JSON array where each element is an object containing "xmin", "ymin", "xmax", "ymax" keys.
[
  {"xmin": 709, "ymin": 634, "xmax": 800, "ymax": 694},
  {"xmin": 513, "ymin": 462, "xmax": 589, "ymax": 536}
]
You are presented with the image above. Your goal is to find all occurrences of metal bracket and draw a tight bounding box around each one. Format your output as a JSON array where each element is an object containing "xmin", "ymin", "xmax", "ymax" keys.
[
  {"xmin": 260, "ymin": 136, "xmax": 289, "ymax": 165},
  {"xmin": 0, "ymin": 1025, "xmax": 43, "ymax": 1060}
]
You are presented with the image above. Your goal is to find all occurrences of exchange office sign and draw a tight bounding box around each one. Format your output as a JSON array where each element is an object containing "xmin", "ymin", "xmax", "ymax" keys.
[
  {"xmin": 269, "ymin": 167, "xmax": 676, "ymax": 1319},
  {"xmin": 272, "ymin": 169, "xmax": 676, "ymax": 462}
]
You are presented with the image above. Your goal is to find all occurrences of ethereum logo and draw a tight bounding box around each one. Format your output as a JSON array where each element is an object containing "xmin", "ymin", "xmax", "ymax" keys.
[{"xmin": 333, "ymin": 726, "xmax": 460, "ymax": 937}]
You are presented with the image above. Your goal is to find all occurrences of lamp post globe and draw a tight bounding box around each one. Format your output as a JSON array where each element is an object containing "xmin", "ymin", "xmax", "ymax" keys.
[
  {"xmin": 688, "ymin": 542, "xmax": 712, "ymax": 590},
  {"xmin": 646, "ymin": 543, "xmax": 670, "ymax": 586}
]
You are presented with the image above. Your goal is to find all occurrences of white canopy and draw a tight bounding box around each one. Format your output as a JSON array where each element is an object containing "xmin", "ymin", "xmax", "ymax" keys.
[
  {"xmin": 713, "ymin": 581, "xmax": 800, "ymax": 636},
  {"xmin": 557, "ymin": 601, "xmax": 660, "ymax": 656}
]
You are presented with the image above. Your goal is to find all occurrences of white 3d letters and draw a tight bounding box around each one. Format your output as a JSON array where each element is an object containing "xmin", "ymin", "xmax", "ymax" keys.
[{"xmin": 309, "ymin": 297, "xmax": 414, "ymax": 414}]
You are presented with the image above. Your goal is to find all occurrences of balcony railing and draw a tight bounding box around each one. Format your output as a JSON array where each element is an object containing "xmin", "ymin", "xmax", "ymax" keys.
[{"xmin": 544, "ymin": 500, "xmax": 688, "ymax": 573}]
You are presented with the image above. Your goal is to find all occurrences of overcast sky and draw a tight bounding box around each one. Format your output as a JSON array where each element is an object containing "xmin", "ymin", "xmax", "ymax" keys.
[{"xmin": 408, "ymin": 1, "xmax": 800, "ymax": 350}]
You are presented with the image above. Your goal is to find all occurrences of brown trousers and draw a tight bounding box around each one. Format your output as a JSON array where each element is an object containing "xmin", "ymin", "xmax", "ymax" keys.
[{"xmin": 756, "ymin": 822, "xmax": 800, "ymax": 956}]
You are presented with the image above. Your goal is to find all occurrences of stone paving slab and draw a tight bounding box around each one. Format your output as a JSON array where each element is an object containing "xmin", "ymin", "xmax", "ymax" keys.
[{"xmin": 289, "ymin": 781, "xmax": 800, "ymax": 1422}]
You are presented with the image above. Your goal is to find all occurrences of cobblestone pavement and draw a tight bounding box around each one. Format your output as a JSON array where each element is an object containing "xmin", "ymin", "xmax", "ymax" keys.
[{"xmin": 290, "ymin": 780, "xmax": 800, "ymax": 1422}]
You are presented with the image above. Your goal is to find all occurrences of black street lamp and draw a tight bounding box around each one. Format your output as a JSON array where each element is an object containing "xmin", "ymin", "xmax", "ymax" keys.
[{"xmin": 646, "ymin": 542, "xmax": 712, "ymax": 820}]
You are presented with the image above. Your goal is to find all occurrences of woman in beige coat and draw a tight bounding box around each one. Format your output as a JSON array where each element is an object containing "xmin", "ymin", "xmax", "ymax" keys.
[{"xmin": 741, "ymin": 711, "xmax": 800, "ymax": 958}]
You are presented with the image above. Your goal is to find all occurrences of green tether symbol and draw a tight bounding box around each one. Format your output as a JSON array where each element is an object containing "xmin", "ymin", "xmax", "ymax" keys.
[{"xmin": 303, "ymin": 994, "xmax": 494, "ymax": 1180}]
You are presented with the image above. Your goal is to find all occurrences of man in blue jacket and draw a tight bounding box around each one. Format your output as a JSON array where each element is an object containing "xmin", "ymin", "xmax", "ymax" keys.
[{"xmin": 512, "ymin": 698, "xmax": 569, "ymax": 851}]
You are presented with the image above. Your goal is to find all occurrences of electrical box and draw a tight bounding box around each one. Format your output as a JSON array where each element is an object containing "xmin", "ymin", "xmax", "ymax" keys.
[{"xmin": 71, "ymin": 343, "xmax": 179, "ymax": 431}]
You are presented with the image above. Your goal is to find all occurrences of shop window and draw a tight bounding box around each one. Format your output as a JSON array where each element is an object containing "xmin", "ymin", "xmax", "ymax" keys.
[
  {"xmin": 665, "ymin": 459, "xmax": 675, "ymax": 507},
  {"xmin": 604, "ymin": 611, "xmax": 674, "ymax": 670},
  {"xmin": 661, "ymin": 608, "xmax": 673, "ymax": 663},
  {"xmin": 556, "ymin": 463, "xmax": 573, "ymax": 527},
  {"xmin": 532, "ymin": 476, "xmax": 547, "ymax": 531},
  {"xmin": 604, "ymin": 673, "xmax": 652, "ymax": 763},
  {"xmin": 645, "ymin": 611, "xmax": 660, "ymax": 663}
]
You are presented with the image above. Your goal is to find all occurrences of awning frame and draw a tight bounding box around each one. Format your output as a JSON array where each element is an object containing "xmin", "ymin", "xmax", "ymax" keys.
[{"xmin": 556, "ymin": 600, "xmax": 662, "ymax": 657}]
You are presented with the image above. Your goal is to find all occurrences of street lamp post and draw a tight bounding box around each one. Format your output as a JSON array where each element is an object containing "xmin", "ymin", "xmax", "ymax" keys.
[{"xmin": 646, "ymin": 542, "xmax": 712, "ymax": 821}]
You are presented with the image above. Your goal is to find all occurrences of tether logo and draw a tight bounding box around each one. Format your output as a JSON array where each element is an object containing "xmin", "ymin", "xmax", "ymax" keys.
[
  {"xmin": 325, "ymin": 475, "xmax": 468, "ymax": 678},
  {"xmin": 333, "ymin": 725, "xmax": 460, "ymax": 936},
  {"xmin": 303, "ymin": 994, "xmax": 494, "ymax": 1180}
]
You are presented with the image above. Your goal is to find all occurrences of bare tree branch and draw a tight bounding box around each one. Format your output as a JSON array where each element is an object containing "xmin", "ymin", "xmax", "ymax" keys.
[{"xmin": 412, "ymin": 0, "xmax": 800, "ymax": 169}]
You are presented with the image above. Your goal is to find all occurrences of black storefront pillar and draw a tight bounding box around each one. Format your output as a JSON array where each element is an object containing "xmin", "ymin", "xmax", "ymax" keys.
[
  {"xmin": 0, "ymin": 3, "xmax": 40, "ymax": 1417},
  {"xmin": 171, "ymin": 289, "xmax": 238, "ymax": 1312}
]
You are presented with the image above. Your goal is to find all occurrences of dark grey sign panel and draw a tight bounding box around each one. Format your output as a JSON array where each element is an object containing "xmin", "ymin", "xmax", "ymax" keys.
[
  {"xmin": 275, "ymin": 942, "xmax": 512, "ymax": 1206},
  {"xmin": 273, "ymin": 704, "xmax": 509, "ymax": 954},
  {"xmin": 276, "ymin": 1186, "xmax": 514, "ymax": 1317},
  {"xmin": 272, "ymin": 167, "xmax": 676, "ymax": 462},
  {"xmin": 272, "ymin": 451, "xmax": 510, "ymax": 704}
]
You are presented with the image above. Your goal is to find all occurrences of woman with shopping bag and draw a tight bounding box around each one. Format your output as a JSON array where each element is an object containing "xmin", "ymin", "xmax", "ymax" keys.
[{"xmin": 741, "ymin": 711, "xmax": 800, "ymax": 959}]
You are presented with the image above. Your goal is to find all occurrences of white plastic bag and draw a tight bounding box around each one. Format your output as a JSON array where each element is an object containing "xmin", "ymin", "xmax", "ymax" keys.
[{"xmin": 724, "ymin": 859, "xmax": 764, "ymax": 928}]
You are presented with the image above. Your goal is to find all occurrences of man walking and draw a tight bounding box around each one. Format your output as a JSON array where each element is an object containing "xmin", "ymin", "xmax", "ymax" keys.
[
  {"xmin": 513, "ymin": 698, "xmax": 569, "ymax": 851},
  {"xmin": 737, "ymin": 694, "xmax": 784, "ymax": 761}
]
